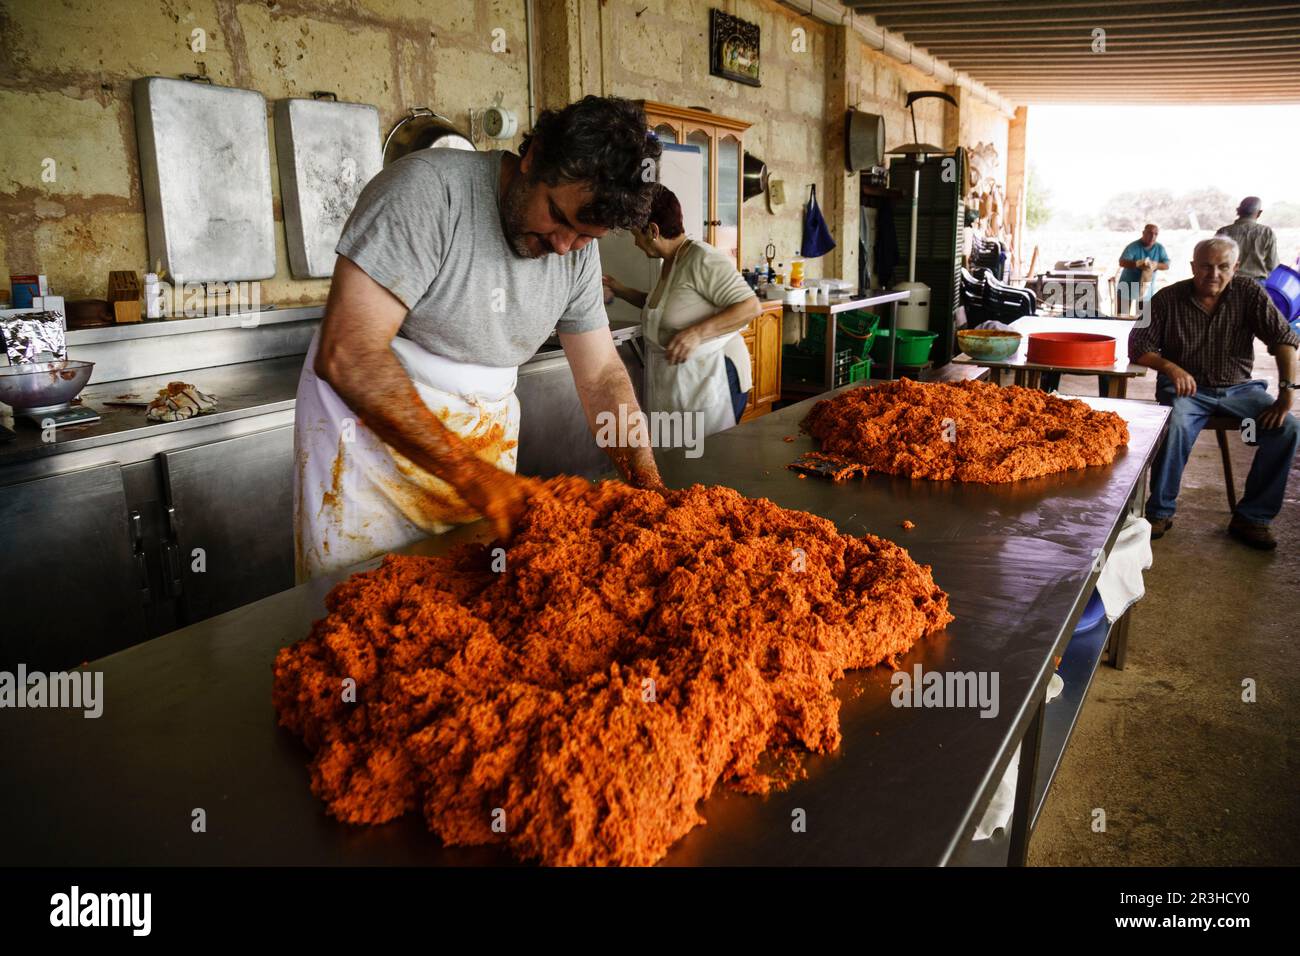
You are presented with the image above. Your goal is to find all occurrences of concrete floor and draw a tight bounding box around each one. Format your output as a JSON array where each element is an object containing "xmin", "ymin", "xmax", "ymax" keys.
[{"xmin": 1028, "ymin": 347, "xmax": 1300, "ymax": 865}]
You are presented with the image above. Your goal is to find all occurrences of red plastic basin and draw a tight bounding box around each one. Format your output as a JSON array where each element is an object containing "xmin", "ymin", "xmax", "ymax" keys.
[{"xmin": 1026, "ymin": 332, "xmax": 1116, "ymax": 368}]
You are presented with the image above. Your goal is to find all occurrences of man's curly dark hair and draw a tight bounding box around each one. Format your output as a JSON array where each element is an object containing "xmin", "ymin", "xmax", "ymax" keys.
[{"xmin": 519, "ymin": 95, "xmax": 662, "ymax": 231}]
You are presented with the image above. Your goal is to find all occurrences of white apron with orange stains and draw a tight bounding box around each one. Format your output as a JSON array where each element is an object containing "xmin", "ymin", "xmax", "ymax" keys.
[{"xmin": 293, "ymin": 330, "xmax": 520, "ymax": 582}]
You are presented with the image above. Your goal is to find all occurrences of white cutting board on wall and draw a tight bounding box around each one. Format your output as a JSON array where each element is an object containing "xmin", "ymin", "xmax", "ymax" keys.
[
  {"xmin": 598, "ymin": 142, "xmax": 704, "ymax": 325},
  {"xmin": 274, "ymin": 97, "xmax": 383, "ymax": 278}
]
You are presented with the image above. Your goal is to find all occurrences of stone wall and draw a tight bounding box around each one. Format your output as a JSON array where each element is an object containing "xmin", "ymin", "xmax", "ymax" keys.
[{"xmin": 0, "ymin": 0, "xmax": 530, "ymax": 303}]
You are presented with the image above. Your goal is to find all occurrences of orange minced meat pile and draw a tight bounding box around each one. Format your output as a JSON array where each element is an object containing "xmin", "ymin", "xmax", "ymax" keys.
[
  {"xmin": 273, "ymin": 477, "xmax": 951, "ymax": 866},
  {"xmin": 802, "ymin": 379, "xmax": 1130, "ymax": 483}
]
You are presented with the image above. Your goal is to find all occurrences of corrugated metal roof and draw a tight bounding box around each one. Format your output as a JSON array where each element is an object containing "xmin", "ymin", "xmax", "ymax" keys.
[{"xmin": 845, "ymin": 0, "xmax": 1300, "ymax": 103}]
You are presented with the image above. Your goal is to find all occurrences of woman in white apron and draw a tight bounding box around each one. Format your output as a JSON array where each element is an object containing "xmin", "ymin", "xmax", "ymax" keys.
[
  {"xmin": 294, "ymin": 330, "xmax": 521, "ymax": 582},
  {"xmin": 604, "ymin": 186, "xmax": 761, "ymax": 438}
]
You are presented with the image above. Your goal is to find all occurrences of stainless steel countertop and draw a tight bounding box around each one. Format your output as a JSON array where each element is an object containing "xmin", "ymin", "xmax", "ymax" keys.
[
  {"xmin": 1, "ymin": 321, "xmax": 643, "ymax": 471},
  {"xmin": 0, "ymin": 356, "xmax": 304, "ymax": 471},
  {"xmin": 0, "ymin": 385, "xmax": 1169, "ymax": 865}
]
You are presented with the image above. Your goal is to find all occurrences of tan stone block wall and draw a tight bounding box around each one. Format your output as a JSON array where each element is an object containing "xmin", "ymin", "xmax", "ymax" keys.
[
  {"xmin": 961, "ymin": 95, "xmax": 1011, "ymax": 186},
  {"xmin": 0, "ymin": 90, "xmax": 135, "ymax": 200},
  {"xmin": 0, "ymin": 0, "xmax": 529, "ymax": 302}
]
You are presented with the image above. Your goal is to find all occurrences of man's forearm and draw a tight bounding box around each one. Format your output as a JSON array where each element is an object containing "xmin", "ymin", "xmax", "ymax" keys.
[
  {"xmin": 1132, "ymin": 350, "xmax": 1179, "ymax": 376},
  {"xmin": 318, "ymin": 345, "xmax": 486, "ymax": 489},
  {"xmin": 1275, "ymin": 344, "xmax": 1296, "ymax": 390},
  {"xmin": 573, "ymin": 353, "xmax": 659, "ymax": 483}
]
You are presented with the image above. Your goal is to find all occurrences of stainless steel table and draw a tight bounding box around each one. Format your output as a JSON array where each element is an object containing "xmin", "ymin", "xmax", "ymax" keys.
[{"xmin": 0, "ymin": 388, "xmax": 1169, "ymax": 866}]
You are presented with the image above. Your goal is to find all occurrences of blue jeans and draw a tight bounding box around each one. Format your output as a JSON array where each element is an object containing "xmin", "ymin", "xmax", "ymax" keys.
[{"xmin": 1146, "ymin": 377, "xmax": 1299, "ymax": 524}]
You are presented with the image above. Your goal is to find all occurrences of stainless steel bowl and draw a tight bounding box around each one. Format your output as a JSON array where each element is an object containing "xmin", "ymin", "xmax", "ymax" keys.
[{"xmin": 0, "ymin": 359, "xmax": 95, "ymax": 413}]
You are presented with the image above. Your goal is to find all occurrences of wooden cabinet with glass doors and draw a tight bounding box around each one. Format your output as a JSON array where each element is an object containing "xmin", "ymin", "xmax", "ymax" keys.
[
  {"xmin": 642, "ymin": 102, "xmax": 748, "ymax": 268},
  {"xmin": 643, "ymin": 101, "xmax": 779, "ymax": 419}
]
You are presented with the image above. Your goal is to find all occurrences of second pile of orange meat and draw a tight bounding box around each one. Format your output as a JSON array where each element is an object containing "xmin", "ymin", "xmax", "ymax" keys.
[{"xmin": 802, "ymin": 379, "xmax": 1130, "ymax": 483}]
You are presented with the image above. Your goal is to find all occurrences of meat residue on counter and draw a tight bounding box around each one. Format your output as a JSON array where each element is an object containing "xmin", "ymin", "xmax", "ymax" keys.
[
  {"xmin": 800, "ymin": 379, "xmax": 1130, "ymax": 483},
  {"xmin": 273, "ymin": 477, "xmax": 952, "ymax": 866}
]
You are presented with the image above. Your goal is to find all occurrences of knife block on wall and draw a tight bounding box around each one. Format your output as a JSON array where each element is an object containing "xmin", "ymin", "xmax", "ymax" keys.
[{"xmin": 107, "ymin": 270, "xmax": 142, "ymax": 324}]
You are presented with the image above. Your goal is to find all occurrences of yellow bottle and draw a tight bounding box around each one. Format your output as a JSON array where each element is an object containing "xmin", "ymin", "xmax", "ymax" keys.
[{"xmin": 789, "ymin": 258, "xmax": 805, "ymax": 288}]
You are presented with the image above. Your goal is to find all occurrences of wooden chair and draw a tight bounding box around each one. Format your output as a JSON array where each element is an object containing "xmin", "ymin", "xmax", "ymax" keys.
[{"xmin": 1207, "ymin": 415, "xmax": 1243, "ymax": 511}]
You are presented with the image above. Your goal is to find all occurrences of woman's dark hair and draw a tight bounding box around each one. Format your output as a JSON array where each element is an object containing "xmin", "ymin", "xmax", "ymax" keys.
[
  {"xmin": 645, "ymin": 184, "xmax": 685, "ymax": 239},
  {"xmin": 519, "ymin": 95, "xmax": 662, "ymax": 230}
]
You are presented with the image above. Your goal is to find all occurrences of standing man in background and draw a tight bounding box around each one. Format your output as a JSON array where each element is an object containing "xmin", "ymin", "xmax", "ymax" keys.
[
  {"xmin": 1217, "ymin": 196, "xmax": 1279, "ymax": 283},
  {"xmin": 1115, "ymin": 222, "xmax": 1170, "ymax": 316}
]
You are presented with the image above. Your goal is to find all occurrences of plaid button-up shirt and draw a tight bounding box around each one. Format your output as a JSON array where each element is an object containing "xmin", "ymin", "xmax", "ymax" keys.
[{"xmin": 1128, "ymin": 276, "xmax": 1300, "ymax": 387}]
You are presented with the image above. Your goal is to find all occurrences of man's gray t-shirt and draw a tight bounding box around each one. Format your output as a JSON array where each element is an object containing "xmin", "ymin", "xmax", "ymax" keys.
[{"xmin": 335, "ymin": 149, "xmax": 607, "ymax": 367}]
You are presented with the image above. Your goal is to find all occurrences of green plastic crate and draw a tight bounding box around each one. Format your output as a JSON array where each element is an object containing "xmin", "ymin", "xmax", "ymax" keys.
[
  {"xmin": 848, "ymin": 357, "xmax": 873, "ymax": 383},
  {"xmin": 804, "ymin": 309, "xmax": 879, "ymax": 360}
]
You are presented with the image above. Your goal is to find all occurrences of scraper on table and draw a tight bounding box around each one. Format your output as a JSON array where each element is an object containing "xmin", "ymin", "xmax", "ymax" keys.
[{"xmin": 787, "ymin": 452, "xmax": 868, "ymax": 481}]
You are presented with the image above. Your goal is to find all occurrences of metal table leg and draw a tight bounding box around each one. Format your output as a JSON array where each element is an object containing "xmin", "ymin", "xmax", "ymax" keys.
[
  {"xmin": 823, "ymin": 306, "xmax": 837, "ymax": 392},
  {"xmin": 1108, "ymin": 607, "xmax": 1131, "ymax": 670},
  {"xmin": 1006, "ymin": 696, "xmax": 1045, "ymax": 866},
  {"xmin": 887, "ymin": 301, "xmax": 897, "ymax": 381}
]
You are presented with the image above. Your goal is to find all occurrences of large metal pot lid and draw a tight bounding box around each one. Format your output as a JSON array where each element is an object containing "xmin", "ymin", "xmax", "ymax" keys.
[{"xmin": 383, "ymin": 108, "xmax": 475, "ymax": 165}]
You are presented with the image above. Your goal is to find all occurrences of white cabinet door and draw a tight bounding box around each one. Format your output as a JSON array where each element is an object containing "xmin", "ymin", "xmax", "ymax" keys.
[{"xmin": 660, "ymin": 142, "xmax": 705, "ymax": 242}]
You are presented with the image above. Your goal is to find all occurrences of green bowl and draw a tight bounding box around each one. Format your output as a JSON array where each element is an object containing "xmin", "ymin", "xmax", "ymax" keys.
[{"xmin": 957, "ymin": 329, "xmax": 1022, "ymax": 361}]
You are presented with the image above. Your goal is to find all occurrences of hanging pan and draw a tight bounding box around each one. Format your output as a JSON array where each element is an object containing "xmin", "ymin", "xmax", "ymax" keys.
[
  {"xmin": 383, "ymin": 108, "xmax": 474, "ymax": 166},
  {"xmin": 742, "ymin": 151, "xmax": 769, "ymax": 202}
]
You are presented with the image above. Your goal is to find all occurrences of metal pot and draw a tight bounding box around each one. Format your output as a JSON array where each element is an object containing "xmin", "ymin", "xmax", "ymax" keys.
[
  {"xmin": 0, "ymin": 359, "xmax": 95, "ymax": 414},
  {"xmin": 383, "ymin": 108, "xmax": 475, "ymax": 166}
]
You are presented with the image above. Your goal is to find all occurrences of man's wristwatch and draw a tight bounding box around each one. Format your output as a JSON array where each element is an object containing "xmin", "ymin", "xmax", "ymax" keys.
[{"xmin": 1281, "ymin": 380, "xmax": 1298, "ymax": 390}]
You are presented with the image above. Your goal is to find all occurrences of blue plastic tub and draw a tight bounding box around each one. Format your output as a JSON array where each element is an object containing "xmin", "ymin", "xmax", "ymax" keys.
[
  {"xmin": 1265, "ymin": 265, "xmax": 1300, "ymax": 322},
  {"xmin": 1073, "ymin": 589, "xmax": 1106, "ymax": 635}
]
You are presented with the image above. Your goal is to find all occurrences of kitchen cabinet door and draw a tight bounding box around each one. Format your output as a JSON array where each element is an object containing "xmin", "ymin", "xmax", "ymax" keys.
[
  {"xmin": 753, "ymin": 306, "xmax": 783, "ymax": 408},
  {"xmin": 0, "ymin": 463, "xmax": 146, "ymax": 670},
  {"xmin": 158, "ymin": 425, "xmax": 295, "ymax": 624},
  {"xmin": 740, "ymin": 327, "xmax": 757, "ymax": 415},
  {"xmin": 740, "ymin": 306, "xmax": 783, "ymax": 422},
  {"xmin": 716, "ymin": 133, "xmax": 742, "ymax": 264},
  {"xmin": 683, "ymin": 126, "xmax": 714, "ymax": 243}
]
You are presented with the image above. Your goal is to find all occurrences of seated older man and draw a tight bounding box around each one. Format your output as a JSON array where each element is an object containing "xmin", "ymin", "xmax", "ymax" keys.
[{"xmin": 1129, "ymin": 236, "xmax": 1299, "ymax": 550}]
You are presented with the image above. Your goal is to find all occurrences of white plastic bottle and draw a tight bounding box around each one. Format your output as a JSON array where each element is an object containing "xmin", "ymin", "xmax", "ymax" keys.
[{"xmin": 144, "ymin": 273, "xmax": 162, "ymax": 319}]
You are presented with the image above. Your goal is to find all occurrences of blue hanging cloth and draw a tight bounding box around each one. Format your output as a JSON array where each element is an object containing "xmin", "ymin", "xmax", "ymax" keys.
[{"xmin": 801, "ymin": 184, "xmax": 836, "ymax": 259}]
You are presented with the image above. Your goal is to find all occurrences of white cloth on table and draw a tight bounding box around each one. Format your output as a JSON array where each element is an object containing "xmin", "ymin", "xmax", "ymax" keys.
[
  {"xmin": 972, "ymin": 673, "xmax": 1063, "ymax": 842},
  {"xmin": 1097, "ymin": 514, "xmax": 1153, "ymax": 622}
]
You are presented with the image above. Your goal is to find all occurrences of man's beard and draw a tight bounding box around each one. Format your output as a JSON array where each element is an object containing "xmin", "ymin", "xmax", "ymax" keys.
[{"xmin": 500, "ymin": 173, "xmax": 545, "ymax": 259}]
